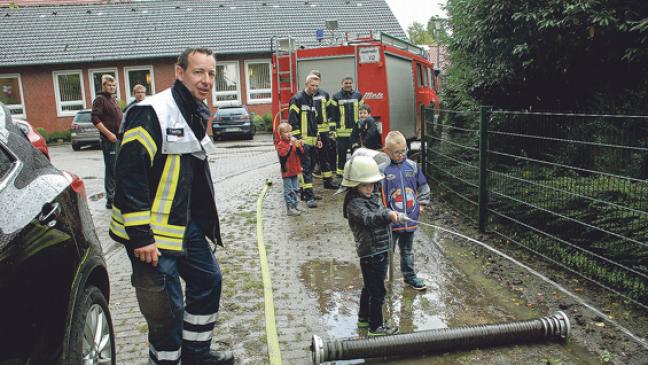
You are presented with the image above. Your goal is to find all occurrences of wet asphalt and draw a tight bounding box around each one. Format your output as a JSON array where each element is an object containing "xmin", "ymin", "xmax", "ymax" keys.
[{"xmin": 47, "ymin": 135, "xmax": 618, "ymax": 364}]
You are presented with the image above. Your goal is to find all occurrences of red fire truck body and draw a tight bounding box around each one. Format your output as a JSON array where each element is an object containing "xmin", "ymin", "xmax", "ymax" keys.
[{"xmin": 271, "ymin": 33, "xmax": 439, "ymax": 142}]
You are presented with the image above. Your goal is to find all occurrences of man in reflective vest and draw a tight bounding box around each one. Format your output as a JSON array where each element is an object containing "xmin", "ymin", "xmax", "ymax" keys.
[
  {"xmin": 309, "ymin": 70, "xmax": 339, "ymax": 190},
  {"xmin": 289, "ymin": 73, "xmax": 323, "ymax": 208},
  {"xmin": 330, "ymin": 76, "xmax": 364, "ymax": 178},
  {"xmin": 110, "ymin": 48, "xmax": 234, "ymax": 365}
]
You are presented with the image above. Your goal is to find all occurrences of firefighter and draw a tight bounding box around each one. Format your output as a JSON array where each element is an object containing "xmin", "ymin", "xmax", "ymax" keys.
[
  {"xmin": 110, "ymin": 48, "xmax": 234, "ymax": 365},
  {"xmin": 309, "ymin": 70, "xmax": 339, "ymax": 190},
  {"xmin": 330, "ymin": 76, "xmax": 365, "ymax": 179},
  {"xmin": 289, "ymin": 73, "xmax": 323, "ymax": 208}
]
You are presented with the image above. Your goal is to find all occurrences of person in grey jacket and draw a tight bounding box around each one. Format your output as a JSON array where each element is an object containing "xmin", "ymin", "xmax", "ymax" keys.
[{"xmin": 341, "ymin": 155, "xmax": 405, "ymax": 336}]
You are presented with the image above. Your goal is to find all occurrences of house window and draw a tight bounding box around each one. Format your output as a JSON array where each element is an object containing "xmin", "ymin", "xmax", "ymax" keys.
[
  {"xmin": 213, "ymin": 61, "xmax": 241, "ymax": 105},
  {"xmin": 124, "ymin": 66, "xmax": 155, "ymax": 101},
  {"xmin": 0, "ymin": 74, "xmax": 26, "ymax": 117},
  {"xmin": 245, "ymin": 60, "xmax": 271, "ymax": 104},
  {"xmin": 53, "ymin": 70, "xmax": 86, "ymax": 116},
  {"xmin": 89, "ymin": 68, "xmax": 120, "ymax": 102}
]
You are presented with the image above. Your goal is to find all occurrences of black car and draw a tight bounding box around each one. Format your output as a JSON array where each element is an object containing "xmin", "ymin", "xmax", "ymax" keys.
[
  {"xmin": 211, "ymin": 104, "xmax": 255, "ymax": 140},
  {"xmin": 0, "ymin": 103, "xmax": 115, "ymax": 364}
]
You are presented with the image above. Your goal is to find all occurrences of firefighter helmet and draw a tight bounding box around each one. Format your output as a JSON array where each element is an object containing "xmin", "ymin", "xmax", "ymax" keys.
[{"xmin": 341, "ymin": 155, "xmax": 385, "ymax": 187}]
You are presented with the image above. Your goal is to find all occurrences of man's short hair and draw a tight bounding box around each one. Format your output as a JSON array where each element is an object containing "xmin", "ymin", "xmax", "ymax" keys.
[
  {"xmin": 132, "ymin": 84, "xmax": 146, "ymax": 93},
  {"xmin": 309, "ymin": 70, "xmax": 321, "ymax": 78},
  {"xmin": 385, "ymin": 131, "xmax": 406, "ymax": 147},
  {"xmin": 101, "ymin": 74, "xmax": 115, "ymax": 86},
  {"xmin": 359, "ymin": 104, "xmax": 371, "ymax": 114},
  {"xmin": 341, "ymin": 75, "xmax": 353, "ymax": 83},
  {"xmin": 305, "ymin": 74, "xmax": 320, "ymax": 85},
  {"xmin": 176, "ymin": 47, "xmax": 215, "ymax": 70}
]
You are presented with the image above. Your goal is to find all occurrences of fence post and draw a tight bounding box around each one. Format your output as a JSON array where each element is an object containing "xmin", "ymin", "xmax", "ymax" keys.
[{"xmin": 478, "ymin": 106, "xmax": 491, "ymax": 233}]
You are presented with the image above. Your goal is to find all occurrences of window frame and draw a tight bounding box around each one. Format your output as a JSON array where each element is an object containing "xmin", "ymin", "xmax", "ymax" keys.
[
  {"xmin": 0, "ymin": 73, "xmax": 26, "ymax": 118},
  {"xmin": 212, "ymin": 61, "xmax": 242, "ymax": 106},
  {"xmin": 244, "ymin": 59, "xmax": 272, "ymax": 105},
  {"xmin": 124, "ymin": 65, "xmax": 155, "ymax": 102},
  {"xmin": 88, "ymin": 68, "xmax": 121, "ymax": 102},
  {"xmin": 52, "ymin": 69, "xmax": 86, "ymax": 117}
]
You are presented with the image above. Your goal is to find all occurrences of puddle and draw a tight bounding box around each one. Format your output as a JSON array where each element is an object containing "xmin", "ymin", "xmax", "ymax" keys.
[{"xmin": 299, "ymin": 258, "xmax": 449, "ymax": 341}]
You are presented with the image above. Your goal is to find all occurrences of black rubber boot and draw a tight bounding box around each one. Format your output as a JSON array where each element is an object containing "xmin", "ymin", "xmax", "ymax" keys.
[{"xmin": 183, "ymin": 350, "xmax": 235, "ymax": 365}]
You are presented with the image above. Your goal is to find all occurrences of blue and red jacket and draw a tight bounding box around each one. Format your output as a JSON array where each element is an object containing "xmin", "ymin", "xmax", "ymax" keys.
[{"xmin": 381, "ymin": 158, "xmax": 430, "ymax": 232}]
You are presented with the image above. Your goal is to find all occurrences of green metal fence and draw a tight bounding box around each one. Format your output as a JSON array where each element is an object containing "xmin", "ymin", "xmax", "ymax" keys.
[{"xmin": 422, "ymin": 106, "xmax": 648, "ymax": 307}]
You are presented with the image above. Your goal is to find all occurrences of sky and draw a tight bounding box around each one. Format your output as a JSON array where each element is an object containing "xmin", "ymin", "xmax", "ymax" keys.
[{"xmin": 384, "ymin": 0, "xmax": 447, "ymax": 31}]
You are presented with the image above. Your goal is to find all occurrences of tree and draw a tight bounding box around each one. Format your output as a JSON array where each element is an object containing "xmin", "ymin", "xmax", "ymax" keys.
[
  {"xmin": 407, "ymin": 21, "xmax": 434, "ymax": 45},
  {"xmin": 444, "ymin": 0, "xmax": 648, "ymax": 113}
]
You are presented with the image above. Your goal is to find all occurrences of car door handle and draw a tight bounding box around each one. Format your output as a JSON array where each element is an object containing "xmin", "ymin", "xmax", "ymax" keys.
[{"xmin": 38, "ymin": 202, "xmax": 61, "ymax": 227}]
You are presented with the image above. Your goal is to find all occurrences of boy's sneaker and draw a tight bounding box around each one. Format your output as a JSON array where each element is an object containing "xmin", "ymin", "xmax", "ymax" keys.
[
  {"xmin": 357, "ymin": 318, "xmax": 369, "ymax": 328},
  {"xmin": 294, "ymin": 203, "xmax": 307, "ymax": 212},
  {"xmin": 287, "ymin": 208, "xmax": 300, "ymax": 216},
  {"xmin": 405, "ymin": 278, "xmax": 427, "ymax": 290},
  {"xmin": 368, "ymin": 326, "xmax": 399, "ymax": 336},
  {"xmin": 306, "ymin": 199, "xmax": 318, "ymax": 208}
]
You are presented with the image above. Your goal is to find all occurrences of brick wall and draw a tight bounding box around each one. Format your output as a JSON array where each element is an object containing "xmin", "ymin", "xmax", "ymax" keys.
[{"xmin": 2, "ymin": 55, "xmax": 272, "ymax": 132}]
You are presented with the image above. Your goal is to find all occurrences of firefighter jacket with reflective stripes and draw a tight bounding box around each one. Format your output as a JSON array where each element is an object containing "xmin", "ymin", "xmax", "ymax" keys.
[
  {"xmin": 330, "ymin": 89, "xmax": 364, "ymax": 137},
  {"xmin": 288, "ymin": 90, "xmax": 319, "ymax": 145},
  {"xmin": 313, "ymin": 89, "xmax": 331, "ymax": 134},
  {"xmin": 110, "ymin": 81, "xmax": 222, "ymax": 254}
]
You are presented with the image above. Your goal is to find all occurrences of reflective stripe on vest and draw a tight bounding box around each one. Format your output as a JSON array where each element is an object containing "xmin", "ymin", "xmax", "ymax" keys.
[
  {"xmin": 121, "ymin": 126, "xmax": 157, "ymax": 165},
  {"xmin": 150, "ymin": 154, "xmax": 184, "ymax": 251}
]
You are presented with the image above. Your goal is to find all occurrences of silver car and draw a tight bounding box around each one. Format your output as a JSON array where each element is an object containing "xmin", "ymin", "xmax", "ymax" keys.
[{"xmin": 70, "ymin": 109, "xmax": 100, "ymax": 151}]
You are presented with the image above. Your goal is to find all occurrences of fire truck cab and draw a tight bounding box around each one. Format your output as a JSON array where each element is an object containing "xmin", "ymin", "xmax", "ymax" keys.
[{"xmin": 271, "ymin": 32, "xmax": 439, "ymax": 143}]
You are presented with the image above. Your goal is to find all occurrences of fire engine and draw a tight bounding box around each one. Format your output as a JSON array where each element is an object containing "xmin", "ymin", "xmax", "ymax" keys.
[{"xmin": 271, "ymin": 32, "xmax": 439, "ymax": 143}]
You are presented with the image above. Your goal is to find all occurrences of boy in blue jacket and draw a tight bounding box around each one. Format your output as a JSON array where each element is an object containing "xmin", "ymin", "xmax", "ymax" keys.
[{"xmin": 382, "ymin": 131, "xmax": 430, "ymax": 290}]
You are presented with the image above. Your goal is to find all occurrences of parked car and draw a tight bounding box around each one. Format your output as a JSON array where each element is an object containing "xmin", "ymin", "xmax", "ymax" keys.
[
  {"xmin": 211, "ymin": 103, "xmax": 255, "ymax": 140},
  {"xmin": 0, "ymin": 103, "xmax": 115, "ymax": 364},
  {"xmin": 13, "ymin": 118, "xmax": 49, "ymax": 159},
  {"xmin": 70, "ymin": 109, "xmax": 101, "ymax": 151}
]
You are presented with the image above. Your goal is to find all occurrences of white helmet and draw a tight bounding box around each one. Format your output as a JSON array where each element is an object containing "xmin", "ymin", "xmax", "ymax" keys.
[{"xmin": 341, "ymin": 155, "xmax": 385, "ymax": 187}]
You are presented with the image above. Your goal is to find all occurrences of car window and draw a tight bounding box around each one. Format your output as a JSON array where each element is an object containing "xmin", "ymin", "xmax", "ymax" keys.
[
  {"xmin": 0, "ymin": 143, "xmax": 17, "ymax": 182},
  {"xmin": 73, "ymin": 112, "xmax": 92, "ymax": 124},
  {"xmin": 217, "ymin": 108, "xmax": 247, "ymax": 116}
]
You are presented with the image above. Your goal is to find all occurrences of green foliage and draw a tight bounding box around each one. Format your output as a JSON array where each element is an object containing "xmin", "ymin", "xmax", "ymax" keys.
[
  {"xmin": 46, "ymin": 130, "xmax": 71, "ymax": 143},
  {"xmin": 36, "ymin": 127, "xmax": 47, "ymax": 140},
  {"xmin": 444, "ymin": 0, "xmax": 648, "ymax": 113},
  {"xmin": 408, "ymin": 22, "xmax": 434, "ymax": 44},
  {"xmin": 252, "ymin": 114, "xmax": 265, "ymax": 131},
  {"xmin": 262, "ymin": 112, "xmax": 273, "ymax": 132}
]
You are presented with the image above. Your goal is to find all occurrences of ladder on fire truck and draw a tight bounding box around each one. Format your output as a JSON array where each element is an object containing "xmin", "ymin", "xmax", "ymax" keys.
[{"xmin": 271, "ymin": 36, "xmax": 298, "ymax": 126}]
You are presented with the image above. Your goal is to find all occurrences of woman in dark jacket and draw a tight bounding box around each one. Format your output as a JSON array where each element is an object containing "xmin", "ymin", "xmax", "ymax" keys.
[{"xmin": 341, "ymin": 155, "xmax": 404, "ymax": 336}]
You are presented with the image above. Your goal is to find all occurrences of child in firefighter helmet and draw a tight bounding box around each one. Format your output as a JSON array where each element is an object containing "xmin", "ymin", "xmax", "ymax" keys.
[{"xmin": 341, "ymin": 155, "xmax": 406, "ymax": 336}]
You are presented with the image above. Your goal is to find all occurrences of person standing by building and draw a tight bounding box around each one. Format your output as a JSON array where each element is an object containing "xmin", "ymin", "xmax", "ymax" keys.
[
  {"xmin": 91, "ymin": 74, "xmax": 122, "ymax": 209},
  {"xmin": 330, "ymin": 76, "xmax": 364, "ymax": 179},
  {"xmin": 109, "ymin": 48, "xmax": 234, "ymax": 365},
  {"xmin": 289, "ymin": 73, "xmax": 323, "ymax": 208},
  {"xmin": 124, "ymin": 83, "xmax": 147, "ymax": 111},
  {"xmin": 309, "ymin": 70, "xmax": 339, "ymax": 190}
]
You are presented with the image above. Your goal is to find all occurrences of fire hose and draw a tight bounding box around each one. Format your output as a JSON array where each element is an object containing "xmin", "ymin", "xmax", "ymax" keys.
[{"xmin": 311, "ymin": 311, "xmax": 570, "ymax": 364}]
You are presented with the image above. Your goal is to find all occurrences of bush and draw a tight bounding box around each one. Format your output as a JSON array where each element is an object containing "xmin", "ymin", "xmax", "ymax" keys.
[
  {"xmin": 36, "ymin": 127, "xmax": 48, "ymax": 140},
  {"xmin": 252, "ymin": 114, "xmax": 265, "ymax": 132},
  {"xmin": 263, "ymin": 112, "xmax": 273, "ymax": 132},
  {"xmin": 47, "ymin": 130, "xmax": 71, "ymax": 143}
]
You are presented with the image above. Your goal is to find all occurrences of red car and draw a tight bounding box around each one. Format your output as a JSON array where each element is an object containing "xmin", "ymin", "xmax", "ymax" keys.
[{"xmin": 14, "ymin": 118, "xmax": 49, "ymax": 159}]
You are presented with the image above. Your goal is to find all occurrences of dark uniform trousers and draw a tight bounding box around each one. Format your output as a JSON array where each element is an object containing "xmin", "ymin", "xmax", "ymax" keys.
[
  {"xmin": 336, "ymin": 136, "xmax": 352, "ymax": 177},
  {"xmin": 300, "ymin": 143, "xmax": 318, "ymax": 201}
]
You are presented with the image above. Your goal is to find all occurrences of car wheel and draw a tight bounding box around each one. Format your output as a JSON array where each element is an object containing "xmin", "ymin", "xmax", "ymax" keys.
[
  {"xmin": 246, "ymin": 133, "xmax": 254, "ymax": 140},
  {"xmin": 64, "ymin": 285, "xmax": 115, "ymax": 365},
  {"xmin": 72, "ymin": 143, "xmax": 81, "ymax": 151}
]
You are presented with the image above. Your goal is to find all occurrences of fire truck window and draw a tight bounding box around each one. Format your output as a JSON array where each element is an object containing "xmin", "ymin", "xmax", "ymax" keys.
[
  {"xmin": 423, "ymin": 66, "xmax": 429, "ymax": 87},
  {"xmin": 416, "ymin": 63, "xmax": 424, "ymax": 87}
]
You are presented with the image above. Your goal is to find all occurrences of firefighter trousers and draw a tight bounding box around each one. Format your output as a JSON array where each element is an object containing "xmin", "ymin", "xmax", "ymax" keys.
[
  {"xmin": 126, "ymin": 220, "xmax": 222, "ymax": 364},
  {"xmin": 318, "ymin": 132, "xmax": 337, "ymax": 182},
  {"xmin": 300, "ymin": 143, "xmax": 318, "ymax": 201},
  {"xmin": 336, "ymin": 136, "xmax": 352, "ymax": 177}
]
